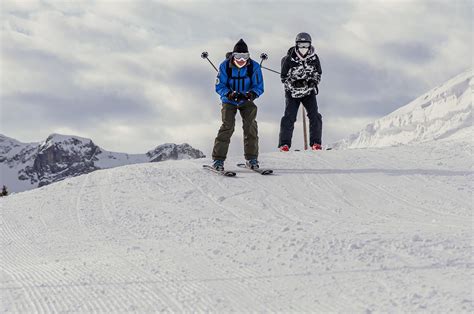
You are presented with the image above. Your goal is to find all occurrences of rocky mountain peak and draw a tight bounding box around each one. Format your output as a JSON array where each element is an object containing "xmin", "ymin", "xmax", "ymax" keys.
[
  {"xmin": 1, "ymin": 133, "xmax": 205, "ymax": 192},
  {"xmin": 146, "ymin": 143, "xmax": 206, "ymax": 162},
  {"xmin": 24, "ymin": 134, "xmax": 102, "ymax": 187}
]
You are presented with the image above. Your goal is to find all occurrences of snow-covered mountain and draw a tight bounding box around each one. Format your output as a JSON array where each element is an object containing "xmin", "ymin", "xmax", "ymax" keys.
[
  {"xmin": 2, "ymin": 70, "xmax": 473, "ymax": 312},
  {"xmin": 333, "ymin": 69, "xmax": 473, "ymax": 149},
  {"xmin": 0, "ymin": 133, "xmax": 205, "ymax": 192}
]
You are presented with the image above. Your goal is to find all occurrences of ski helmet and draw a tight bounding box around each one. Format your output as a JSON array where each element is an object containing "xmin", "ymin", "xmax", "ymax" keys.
[{"xmin": 295, "ymin": 32, "xmax": 312, "ymax": 43}]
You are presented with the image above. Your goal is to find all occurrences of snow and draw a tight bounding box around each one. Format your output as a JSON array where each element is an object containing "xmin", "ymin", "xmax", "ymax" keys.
[
  {"xmin": 333, "ymin": 69, "xmax": 473, "ymax": 149},
  {"xmin": 2, "ymin": 70, "xmax": 473, "ymax": 312},
  {"xmin": 1, "ymin": 135, "xmax": 472, "ymax": 312},
  {"xmin": 94, "ymin": 150, "xmax": 148, "ymax": 169}
]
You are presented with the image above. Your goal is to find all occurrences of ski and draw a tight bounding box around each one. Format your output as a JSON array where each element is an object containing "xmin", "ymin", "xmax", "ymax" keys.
[
  {"xmin": 236, "ymin": 163, "xmax": 273, "ymax": 175},
  {"xmin": 202, "ymin": 165, "xmax": 236, "ymax": 177}
]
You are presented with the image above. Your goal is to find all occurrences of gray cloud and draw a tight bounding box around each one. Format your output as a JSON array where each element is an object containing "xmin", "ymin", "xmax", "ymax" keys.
[
  {"xmin": 382, "ymin": 41, "xmax": 435, "ymax": 65},
  {"xmin": 1, "ymin": 0, "xmax": 472, "ymax": 154}
]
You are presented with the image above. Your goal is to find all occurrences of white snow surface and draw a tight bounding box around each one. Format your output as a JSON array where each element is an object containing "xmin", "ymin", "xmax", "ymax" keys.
[
  {"xmin": 1, "ymin": 135, "xmax": 472, "ymax": 312},
  {"xmin": 333, "ymin": 69, "xmax": 473, "ymax": 149}
]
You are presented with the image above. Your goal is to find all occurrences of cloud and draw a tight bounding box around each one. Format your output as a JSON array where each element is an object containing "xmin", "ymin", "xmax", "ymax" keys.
[{"xmin": 1, "ymin": 0, "xmax": 471, "ymax": 155}]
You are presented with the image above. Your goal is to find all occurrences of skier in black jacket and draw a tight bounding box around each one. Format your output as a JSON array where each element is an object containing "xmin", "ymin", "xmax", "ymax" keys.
[{"xmin": 278, "ymin": 32, "xmax": 323, "ymax": 151}]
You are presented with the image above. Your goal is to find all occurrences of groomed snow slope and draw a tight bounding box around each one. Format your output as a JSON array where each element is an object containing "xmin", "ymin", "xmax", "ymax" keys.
[{"xmin": 1, "ymin": 136, "xmax": 472, "ymax": 312}]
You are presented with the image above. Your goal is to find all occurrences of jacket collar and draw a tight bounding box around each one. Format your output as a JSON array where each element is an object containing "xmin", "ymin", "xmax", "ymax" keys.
[{"xmin": 289, "ymin": 46, "xmax": 315, "ymax": 61}]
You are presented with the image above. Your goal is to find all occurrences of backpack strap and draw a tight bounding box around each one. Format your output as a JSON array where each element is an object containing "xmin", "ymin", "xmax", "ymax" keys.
[
  {"xmin": 247, "ymin": 59, "xmax": 254, "ymax": 79},
  {"xmin": 226, "ymin": 57, "xmax": 232, "ymax": 78}
]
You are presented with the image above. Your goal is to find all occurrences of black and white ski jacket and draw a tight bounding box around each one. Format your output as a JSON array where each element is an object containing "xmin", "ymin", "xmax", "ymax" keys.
[{"xmin": 281, "ymin": 46, "xmax": 322, "ymax": 98}]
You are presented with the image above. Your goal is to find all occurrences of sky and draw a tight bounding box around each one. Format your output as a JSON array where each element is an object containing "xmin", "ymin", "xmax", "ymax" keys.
[{"xmin": 1, "ymin": 0, "xmax": 472, "ymax": 157}]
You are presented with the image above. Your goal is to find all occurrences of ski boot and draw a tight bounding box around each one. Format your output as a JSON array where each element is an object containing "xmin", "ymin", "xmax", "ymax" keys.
[
  {"xmin": 212, "ymin": 159, "xmax": 224, "ymax": 171},
  {"xmin": 311, "ymin": 143, "xmax": 322, "ymax": 151},
  {"xmin": 246, "ymin": 159, "xmax": 259, "ymax": 170},
  {"xmin": 279, "ymin": 144, "xmax": 290, "ymax": 152}
]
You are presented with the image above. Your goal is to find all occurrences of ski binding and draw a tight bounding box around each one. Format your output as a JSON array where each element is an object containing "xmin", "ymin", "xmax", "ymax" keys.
[{"xmin": 236, "ymin": 163, "xmax": 273, "ymax": 175}]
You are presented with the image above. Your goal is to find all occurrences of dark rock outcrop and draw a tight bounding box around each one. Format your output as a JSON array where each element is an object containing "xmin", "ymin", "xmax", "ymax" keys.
[
  {"xmin": 1, "ymin": 133, "xmax": 205, "ymax": 192},
  {"xmin": 147, "ymin": 143, "xmax": 206, "ymax": 162}
]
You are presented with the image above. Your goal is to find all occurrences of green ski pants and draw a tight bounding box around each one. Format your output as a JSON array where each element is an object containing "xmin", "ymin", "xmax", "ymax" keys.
[{"xmin": 212, "ymin": 101, "xmax": 259, "ymax": 161}]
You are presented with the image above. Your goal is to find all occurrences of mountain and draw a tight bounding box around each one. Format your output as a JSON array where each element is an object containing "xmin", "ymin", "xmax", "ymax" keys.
[
  {"xmin": 0, "ymin": 133, "xmax": 205, "ymax": 192},
  {"xmin": 2, "ymin": 70, "xmax": 472, "ymax": 312},
  {"xmin": 333, "ymin": 69, "xmax": 473, "ymax": 149}
]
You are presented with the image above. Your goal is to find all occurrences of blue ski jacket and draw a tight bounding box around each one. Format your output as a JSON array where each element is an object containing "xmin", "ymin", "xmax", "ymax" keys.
[{"xmin": 215, "ymin": 58, "xmax": 264, "ymax": 105}]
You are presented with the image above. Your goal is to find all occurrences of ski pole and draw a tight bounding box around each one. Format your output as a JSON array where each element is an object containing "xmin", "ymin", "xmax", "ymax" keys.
[
  {"xmin": 259, "ymin": 53, "xmax": 281, "ymax": 74},
  {"xmin": 302, "ymin": 108, "xmax": 308, "ymax": 150},
  {"xmin": 261, "ymin": 66, "xmax": 281, "ymax": 75},
  {"xmin": 259, "ymin": 53, "xmax": 268, "ymax": 66},
  {"xmin": 201, "ymin": 51, "xmax": 218, "ymax": 72}
]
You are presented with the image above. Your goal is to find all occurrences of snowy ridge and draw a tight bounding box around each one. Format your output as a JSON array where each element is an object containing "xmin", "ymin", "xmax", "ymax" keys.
[
  {"xmin": 1, "ymin": 140, "xmax": 472, "ymax": 312},
  {"xmin": 38, "ymin": 133, "xmax": 95, "ymax": 151},
  {"xmin": 333, "ymin": 69, "xmax": 473, "ymax": 149},
  {"xmin": 0, "ymin": 135, "xmax": 39, "ymax": 192},
  {"xmin": 0, "ymin": 134, "xmax": 38, "ymax": 159},
  {"xmin": 0, "ymin": 133, "xmax": 205, "ymax": 193}
]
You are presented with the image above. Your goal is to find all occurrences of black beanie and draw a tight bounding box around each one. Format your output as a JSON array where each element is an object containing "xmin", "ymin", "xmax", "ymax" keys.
[{"xmin": 233, "ymin": 39, "xmax": 248, "ymax": 53}]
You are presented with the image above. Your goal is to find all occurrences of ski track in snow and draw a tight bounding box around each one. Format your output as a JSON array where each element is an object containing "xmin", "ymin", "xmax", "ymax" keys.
[{"xmin": 1, "ymin": 140, "xmax": 473, "ymax": 312}]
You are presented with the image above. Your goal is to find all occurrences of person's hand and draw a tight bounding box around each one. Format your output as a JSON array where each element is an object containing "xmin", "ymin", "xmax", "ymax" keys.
[
  {"xmin": 227, "ymin": 91, "xmax": 239, "ymax": 101},
  {"xmin": 308, "ymin": 79, "xmax": 318, "ymax": 89},
  {"xmin": 292, "ymin": 79, "xmax": 306, "ymax": 88},
  {"xmin": 245, "ymin": 91, "xmax": 257, "ymax": 101}
]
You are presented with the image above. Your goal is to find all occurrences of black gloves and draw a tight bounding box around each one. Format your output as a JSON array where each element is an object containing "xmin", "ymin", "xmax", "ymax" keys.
[
  {"xmin": 226, "ymin": 91, "xmax": 242, "ymax": 102},
  {"xmin": 226, "ymin": 91, "xmax": 235, "ymax": 101},
  {"xmin": 308, "ymin": 79, "xmax": 317, "ymax": 89},
  {"xmin": 308, "ymin": 80, "xmax": 319, "ymax": 95},
  {"xmin": 245, "ymin": 91, "xmax": 257, "ymax": 101},
  {"xmin": 227, "ymin": 91, "xmax": 257, "ymax": 102},
  {"xmin": 309, "ymin": 73, "xmax": 321, "ymax": 88},
  {"xmin": 292, "ymin": 79, "xmax": 306, "ymax": 88}
]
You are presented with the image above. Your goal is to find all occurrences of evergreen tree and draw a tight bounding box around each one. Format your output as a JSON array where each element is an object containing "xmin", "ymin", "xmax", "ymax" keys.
[{"xmin": 1, "ymin": 185, "xmax": 8, "ymax": 197}]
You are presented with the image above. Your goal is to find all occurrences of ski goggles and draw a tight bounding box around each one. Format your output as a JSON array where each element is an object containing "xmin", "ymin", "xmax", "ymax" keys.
[
  {"xmin": 296, "ymin": 42, "xmax": 311, "ymax": 48},
  {"xmin": 233, "ymin": 52, "xmax": 250, "ymax": 60}
]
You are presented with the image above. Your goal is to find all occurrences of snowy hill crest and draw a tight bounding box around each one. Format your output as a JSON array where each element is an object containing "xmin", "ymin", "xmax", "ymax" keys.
[
  {"xmin": 1, "ymin": 143, "xmax": 472, "ymax": 312},
  {"xmin": 334, "ymin": 69, "xmax": 473, "ymax": 149},
  {"xmin": 0, "ymin": 134, "xmax": 205, "ymax": 192}
]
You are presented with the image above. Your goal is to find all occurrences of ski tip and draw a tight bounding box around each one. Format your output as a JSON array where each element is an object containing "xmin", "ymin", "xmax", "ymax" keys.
[{"xmin": 203, "ymin": 164, "xmax": 236, "ymax": 177}]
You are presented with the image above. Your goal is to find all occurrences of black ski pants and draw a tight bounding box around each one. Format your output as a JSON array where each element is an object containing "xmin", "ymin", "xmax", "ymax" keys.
[
  {"xmin": 212, "ymin": 101, "xmax": 259, "ymax": 161},
  {"xmin": 278, "ymin": 91, "xmax": 322, "ymax": 148}
]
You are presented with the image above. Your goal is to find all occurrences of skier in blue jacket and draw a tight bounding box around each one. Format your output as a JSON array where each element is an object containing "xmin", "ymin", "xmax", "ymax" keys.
[{"xmin": 212, "ymin": 39, "xmax": 264, "ymax": 171}]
